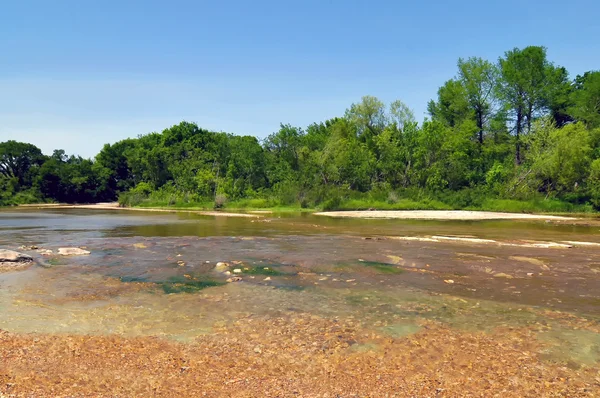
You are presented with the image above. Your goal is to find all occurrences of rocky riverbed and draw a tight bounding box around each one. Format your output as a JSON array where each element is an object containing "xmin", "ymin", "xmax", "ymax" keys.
[{"xmin": 1, "ymin": 209, "xmax": 599, "ymax": 396}]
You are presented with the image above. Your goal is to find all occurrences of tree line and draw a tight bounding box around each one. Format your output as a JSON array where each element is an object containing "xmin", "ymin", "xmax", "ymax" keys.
[{"xmin": 2, "ymin": 45, "xmax": 600, "ymax": 211}]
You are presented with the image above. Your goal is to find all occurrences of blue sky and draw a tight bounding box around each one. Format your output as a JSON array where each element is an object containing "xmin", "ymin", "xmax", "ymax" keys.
[{"xmin": 1, "ymin": 0, "xmax": 599, "ymax": 158}]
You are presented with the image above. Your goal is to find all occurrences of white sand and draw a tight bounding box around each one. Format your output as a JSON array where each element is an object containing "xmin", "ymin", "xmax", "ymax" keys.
[
  {"xmin": 314, "ymin": 210, "xmax": 574, "ymax": 221},
  {"xmin": 17, "ymin": 203, "xmax": 261, "ymax": 218}
]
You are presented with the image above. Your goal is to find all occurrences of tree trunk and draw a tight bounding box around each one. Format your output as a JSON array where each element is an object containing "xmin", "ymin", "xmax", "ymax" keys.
[
  {"xmin": 526, "ymin": 104, "xmax": 533, "ymax": 134},
  {"xmin": 477, "ymin": 109, "xmax": 484, "ymax": 144},
  {"xmin": 515, "ymin": 108, "xmax": 523, "ymax": 165}
]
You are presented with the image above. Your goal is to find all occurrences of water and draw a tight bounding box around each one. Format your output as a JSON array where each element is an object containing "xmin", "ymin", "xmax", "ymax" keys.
[{"xmin": 1, "ymin": 208, "xmax": 600, "ymax": 368}]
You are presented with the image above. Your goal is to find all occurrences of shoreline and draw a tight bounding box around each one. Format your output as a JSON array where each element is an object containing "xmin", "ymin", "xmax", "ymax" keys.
[
  {"xmin": 14, "ymin": 204, "xmax": 582, "ymax": 221},
  {"xmin": 16, "ymin": 203, "xmax": 261, "ymax": 218},
  {"xmin": 315, "ymin": 210, "xmax": 576, "ymax": 221}
]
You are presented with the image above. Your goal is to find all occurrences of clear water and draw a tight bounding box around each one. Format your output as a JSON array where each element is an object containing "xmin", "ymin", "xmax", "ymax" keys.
[{"xmin": 1, "ymin": 208, "xmax": 599, "ymax": 366}]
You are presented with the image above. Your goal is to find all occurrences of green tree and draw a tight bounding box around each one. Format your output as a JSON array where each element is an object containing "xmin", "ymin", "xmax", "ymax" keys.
[
  {"xmin": 499, "ymin": 46, "xmax": 552, "ymax": 164},
  {"xmin": 427, "ymin": 79, "xmax": 470, "ymax": 127},
  {"xmin": 0, "ymin": 141, "xmax": 45, "ymax": 187},
  {"xmin": 345, "ymin": 96, "xmax": 387, "ymax": 142},
  {"xmin": 457, "ymin": 57, "xmax": 499, "ymax": 143},
  {"xmin": 569, "ymin": 71, "xmax": 600, "ymax": 128},
  {"xmin": 523, "ymin": 120, "xmax": 591, "ymax": 195}
]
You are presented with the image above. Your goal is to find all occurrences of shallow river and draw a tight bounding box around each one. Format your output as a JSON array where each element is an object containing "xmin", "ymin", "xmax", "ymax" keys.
[{"xmin": 1, "ymin": 208, "xmax": 600, "ymax": 393}]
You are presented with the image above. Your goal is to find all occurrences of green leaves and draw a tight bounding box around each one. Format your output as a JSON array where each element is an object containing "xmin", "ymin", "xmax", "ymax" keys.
[
  {"xmin": 569, "ymin": 71, "xmax": 600, "ymax": 128},
  {"xmin": 2, "ymin": 45, "xmax": 600, "ymax": 212}
]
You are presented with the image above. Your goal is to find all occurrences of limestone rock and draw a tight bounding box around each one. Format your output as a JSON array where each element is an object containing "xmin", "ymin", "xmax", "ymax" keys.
[
  {"xmin": 0, "ymin": 250, "xmax": 33, "ymax": 263},
  {"xmin": 57, "ymin": 248, "xmax": 91, "ymax": 256},
  {"xmin": 0, "ymin": 250, "xmax": 33, "ymax": 272}
]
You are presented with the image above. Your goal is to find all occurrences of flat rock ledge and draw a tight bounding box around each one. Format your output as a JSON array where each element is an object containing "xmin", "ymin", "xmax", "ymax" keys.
[
  {"xmin": 57, "ymin": 248, "xmax": 91, "ymax": 256},
  {"xmin": 0, "ymin": 250, "xmax": 34, "ymax": 272}
]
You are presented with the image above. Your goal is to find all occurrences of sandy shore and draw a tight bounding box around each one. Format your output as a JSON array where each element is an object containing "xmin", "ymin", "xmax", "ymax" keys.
[
  {"xmin": 315, "ymin": 210, "xmax": 575, "ymax": 221},
  {"xmin": 17, "ymin": 205, "xmax": 581, "ymax": 221},
  {"xmin": 17, "ymin": 203, "xmax": 261, "ymax": 218}
]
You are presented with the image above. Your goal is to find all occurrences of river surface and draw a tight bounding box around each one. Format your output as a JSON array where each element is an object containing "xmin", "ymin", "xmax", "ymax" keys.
[{"xmin": 1, "ymin": 208, "xmax": 600, "ymax": 371}]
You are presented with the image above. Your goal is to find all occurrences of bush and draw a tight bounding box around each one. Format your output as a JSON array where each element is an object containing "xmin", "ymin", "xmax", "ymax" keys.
[
  {"xmin": 322, "ymin": 195, "xmax": 342, "ymax": 211},
  {"xmin": 118, "ymin": 191, "xmax": 145, "ymax": 207},
  {"xmin": 214, "ymin": 194, "xmax": 227, "ymax": 209},
  {"xmin": 387, "ymin": 191, "xmax": 399, "ymax": 204}
]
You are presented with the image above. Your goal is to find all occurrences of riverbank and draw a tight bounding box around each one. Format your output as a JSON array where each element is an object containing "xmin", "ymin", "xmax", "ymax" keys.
[
  {"xmin": 16, "ymin": 203, "xmax": 582, "ymax": 222},
  {"xmin": 17, "ymin": 203, "xmax": 262, "ymax": 218},
  {"xmin": 316, "ymin": 210, "xmax": 575, "ymax": 221}
]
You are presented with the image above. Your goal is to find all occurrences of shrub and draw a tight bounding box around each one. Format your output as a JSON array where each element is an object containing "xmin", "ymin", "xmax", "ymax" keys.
[
  {"xmin": 214, "ymin": 194, "xmax": 227, "ymax": 209},
  {"xmin": 322, "ymin": 195, "xmax": 342, "ymax": 211}
]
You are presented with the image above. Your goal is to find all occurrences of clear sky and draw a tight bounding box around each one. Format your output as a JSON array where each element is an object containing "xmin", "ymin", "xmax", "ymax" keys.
[{"xmin": 1, "ymin": 0, "xmax": 599, "ymax": 158}]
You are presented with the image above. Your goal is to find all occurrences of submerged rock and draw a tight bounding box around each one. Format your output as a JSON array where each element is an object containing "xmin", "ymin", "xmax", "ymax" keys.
[
  {"xmin": 57, "ymin": 248, "xmax": 91, "ymax": 256},
  {"xmin": 19, "ymin": 245, "xmax": 39, "ymax": 250}
]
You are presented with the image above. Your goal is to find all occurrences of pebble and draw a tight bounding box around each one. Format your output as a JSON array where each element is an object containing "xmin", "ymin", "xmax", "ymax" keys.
[
  {"xmin": 444, "ymin": 279, "xmax": 455, "ymax": 284},
  {"xmin": 264, "ymin": 277, "xmax": 271, "ymax": 281},
  {"xmin": 233, "ymin": 269, "xmax": 242, "ymax": 274}
]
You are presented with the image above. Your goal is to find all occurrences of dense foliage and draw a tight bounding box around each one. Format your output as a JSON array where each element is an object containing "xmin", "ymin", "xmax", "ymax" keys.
[{"xmin": 2, "ymin": 46, "xmax": 600, "ymax": 212}]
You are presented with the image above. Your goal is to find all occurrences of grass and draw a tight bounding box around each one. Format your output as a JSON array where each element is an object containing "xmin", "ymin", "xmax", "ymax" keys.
[
  {"xmin": 121, "ymin": 188, "xmax": 597, "ymax": 216},
  {"xmin": 130, "ymin": 198, "xmax": 309, "ymax": 213},
  {"xmin": 335, "ymin": 198, "xmax": 451, "ymax": 211},
  {"xmin": 475, "ymin": 198, "xmax": 595, "ymax": 214}
]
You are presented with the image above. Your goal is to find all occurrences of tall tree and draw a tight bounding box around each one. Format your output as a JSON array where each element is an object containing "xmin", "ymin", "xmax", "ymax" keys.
[
  {"xmin": 499, "ymin": 46, "xmax": 551, "ymax": 164},
  {"xmin": 569, "ymin": 71, "xmax": 600, "ymax": 128},
  {"xmin": 457, "ymin": 57, "xmax": 498, "ymax": 144},
  {"xmin": 0, "ymin": 141, "xmax": 45, "ymax": 187},
  {"xmin": 545, "ymin": 66, "xmax": 573, "ymax": 127},
  {"xmin": 427, "ymin": 79, "xmax": 470, "ymax": 127},
  {"xmin": 345, "ymin": 96, "xmax": 387, "ymax": 141}
]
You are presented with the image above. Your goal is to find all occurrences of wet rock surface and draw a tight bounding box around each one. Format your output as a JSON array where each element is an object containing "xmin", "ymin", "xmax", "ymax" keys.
[
  {"xmin": 1, "ymin": 315, "xmax": 598, "ymax": 397},
  {"xmin": 0, "ymin": 250, "xmax": 33, "ymax": 272}
]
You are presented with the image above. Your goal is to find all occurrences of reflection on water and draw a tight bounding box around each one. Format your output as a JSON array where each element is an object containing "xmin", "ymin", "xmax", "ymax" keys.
[{"xmin": 0, "ymin": 208, "xmax": 599, "ymax": 368}]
